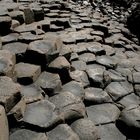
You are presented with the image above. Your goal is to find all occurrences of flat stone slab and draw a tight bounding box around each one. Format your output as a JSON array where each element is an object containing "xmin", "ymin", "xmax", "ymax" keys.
[
  {"xmin": 86, "ymin": 103, "xmax": 120, "ymax": 125},
  {"xmin": 84, "ymin": 87, "xmax": 112, "ymax": 104},
  {"xmin": 0, "ymin": 105, "xmax": 9, "ymax": 140},
  {"xmin": 0, "ymin": 76, "xmax": 21, "ymax": 112},
  {"xmin": 105, "ymin": 81, "xmax": 133, "ymax": 101},
  {"xmin": 97, "ymin": 123, "xmax": 126, "ymax": 140},
  {"xmin": 49, "ymin": 91, "xmax": 86, "ymax": 121},
  {"xmin": 14, "ymin": 63, "xmax": 41, "ymax": 85},
  {"xmin": 21, "ymin": 85, "xmax": 45, "ymax": 104},
  {"xmin": 47, "ymin": 124, "xmax": 79, "ymax": 140},
  {"xmin": 71, "ymin": 118, "xmax": 99, "ymax": 140},
  {"xmin": 23, "ymin": 100, "xmax": 62, "ymax": 129},
  {"xmin": 62, "ymin": 81, "xmax": 85, "ymax": 100},
  {"xmin": 10, "ymin": 129, "xmax": 48, "ymax": 140},
  {"xmin": 35, "ymin": 72, "xmax": 62, "ymax": 96}
]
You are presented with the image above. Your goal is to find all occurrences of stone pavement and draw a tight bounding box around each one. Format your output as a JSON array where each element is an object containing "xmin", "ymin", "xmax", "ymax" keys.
[{"xmin": 0, "ymin": 0, "xmax": 140, "ymax": 139}]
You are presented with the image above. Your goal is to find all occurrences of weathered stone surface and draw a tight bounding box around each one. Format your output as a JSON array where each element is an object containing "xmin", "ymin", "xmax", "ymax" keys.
[
  {"xmin": 71, "ymin": 60, "xmax": 87, "ymax": 71},
  {"xmin": 86, "ymin": 103, "xmax": 120, "ymax": 125},
  {"xmin": 62, "ymin": 81, "xmax": 85, "ymax": 100},
  {"xmin": 69, "ymin": 70, "xmax": 90, "ymax": 87},
  {"xmin": 35, "ymin": 72, "xmax": 62, "ymax": 96},
  {"xmin": 14, "ymin": 63, "xmax": 41, "ymax": 85},
  {"xmin": 49, "ymin": 92, "xmax": 86, "ymax": 121},
  {"xmin": 118, "ymin": 93, "xmax": 140, "ymax": 108},
  {"xmin": 96, "ymin": 55, "xmax": 117, "ymax": 69},
  {"xmin": 79, "ymin": 53, "xmax": 96, "ymax": 63},
  {"xmin": 2, "ymin": 42, "xmax": 28, "ymax": 62},
  {"xmin": 10, "ymin": 129, "xmax": 48, "ymax": 140},
  {"xmin": 134, "ymin": 84, "xmax": 140, "ymax": 96},
  {"xmin": 23, "ymin": 100, "xmax": 62, "ymax": 129},
  {"xmin": 86, "ymin": 67, "xmax": 104, "ymax": 88},
  {"xmin": 0, "ymin": 105, "xmax": 9, "ymax": 140},
  {"xmin": 71, "ymin": 118, "xmax": 99, "ymax": 140},
  {"xmin": 0, "ymin": 76, "xmax": 21, "ymax": 112},
  {"xmin": 84, "ymin": 87, "xmax": 112, "ymax": 104},
  {"xmin": 47, "ymin": 124, "xmax": 79, "ymax": 140},
  {"xmin": 8, "ymin": 98, "xmax": 26, "ymax": 122},
  {"xmin": 117, "ymin": 105, "xmax": 140, "ymax": 139},
  {"xmin": 21, "ymin": 85, "xmax": 45, "ymax": 104},
  {"xmin": 97, "ymin": 123, "xmax": 126, "ymax": 140},
  {"xmin": 105, "ymin": 81, "xmax": 133, "ymax": 101}
]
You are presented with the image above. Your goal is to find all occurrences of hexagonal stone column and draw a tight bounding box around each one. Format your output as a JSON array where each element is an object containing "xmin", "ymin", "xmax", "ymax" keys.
[
  {"xmin": 0, "ymin": 76, "xmax": 21, "ymax": 112},
  {"xmin": 14, "ymin": 63, "xmax": 41, "ymax": 85},
  {"xmin": 47, "ymin": 124, "xmax": 79, "ymax": 140},
  {"xmin": 0, "ymin": 105, "xmax": 9, "ymax": 140}
]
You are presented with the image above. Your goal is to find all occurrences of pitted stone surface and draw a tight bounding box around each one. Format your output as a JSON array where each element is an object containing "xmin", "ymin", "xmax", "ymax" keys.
[
  {"xmin": 23, "ymin": 100, "xmax": 62, "ymax": 129},
  {"xmin": 86, "ymin": 103, "xmax": 120, "ymax": 125},
  {"xmin": 71, "ymin": 118, "xmax": 99, "ymax": 140}
]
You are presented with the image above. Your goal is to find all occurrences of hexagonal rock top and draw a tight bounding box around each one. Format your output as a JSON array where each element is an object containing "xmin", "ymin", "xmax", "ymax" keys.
[
  {"xmin": 35, "ymin": 72, "xmax": 62, "ymax": 96},
  {"xmin": 10, "ymin": 129, "xmax": 48, "ymax": 140},
  {"xmin": 23, "ymin": 100, "xmax": 62, "ymax": 130},
  {"xmin": 0, "ymin": 105, "xmax": 9, "ymax": 140},
  {"xmin": 71, "ymin": 118, "xmax": 99, "ymax": 140},
  {"xmin": 86, "ymin": 103, "xmax": 120, "ymax": 125},
  {"xmin": 0, "ymin": 76, "xmax": 21, "ymax": 112},
  {"xmin": 47, "ymin": 124, "xmax": 80, "ymax": 140},
  {"xmin": 14, "ymin": 63, "xmax": 41, "ymax": 85},
  {"xmin": 49, "ymin": 91, "xmax": 86, "ymax": 121}
]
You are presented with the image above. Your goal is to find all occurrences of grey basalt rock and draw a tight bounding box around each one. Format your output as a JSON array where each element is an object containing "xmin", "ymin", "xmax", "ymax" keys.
[
  {"xmin": 35, "ymin": 72, "xmax": 62, "ymax": 96},
  {"xmin": 0, "ymin": 105, "xmax": 9, "ymax": 140},
  {"xmin": 71, "ymin": 118, "xmax": 99, "ymax": 140},
  {"xmin": 2, "ymin": 42, "xmax": 28, "ymax": 63},
  {"xmin": 116, "ymin": 105, "xmax": 140, "ymax": 139},
  {"xmin": 10, "ymin": 129, "xmax": 48, "ymax": 140},
  {"xmin": 97, "ymin": 123, "xmax": 126, "ymax": 140},
  {"xmin": 21, "ymin": 85, "xmax": 45, "ymax": 104},
  {"xmin": 86, "ymin": 103, "xmax": 120, "ymax": 125},
  {"xmin": 105, "ymin": 81, "xmax": 133, "ymax": 101},
  {"xmin": 14, "ymin": 63, "xmax": 41, "ymax": 85},
  {"xmin": 23, "ymin": 100, "xmax": 62, "ymax": 130},
  {"xmin": 62, "ymin": 81, "xmax": 85, "ymax": 100},
  {"xmin": 49, "ymin": 91, "xmax": 86, "ymax": 121},
  {"xmin": 84, "ymin": 87, "xmax": 112, "ymax": 104},
  {"xmin": 0, "ymin": 76, "xmax": 21, "ymax": 113},
  {"xmin": 47, "ymin": 124, "xmax": 80, "ymax": 140}
]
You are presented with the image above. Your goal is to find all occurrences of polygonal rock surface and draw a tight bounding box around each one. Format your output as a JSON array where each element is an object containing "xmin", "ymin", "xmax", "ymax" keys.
[
  {"xmin": 84, "ymin": 87, "xmax": 112, "ymax": 104},
  {"xmin": 117, "ymin": 105, "xmax": 140, "ymax": 139},
  {"xmin": 49, "ymin": 92, "xmax": 86, "ymax": 121},
  {"xmin": 118, "ymin": 93, "xmax": 140, "ymax": 108},
  {"xmin": 86, "ymin": 67, "xmax": 104, "ymax": 88},
  {"xmin": 48, "ymin": 56, "xmax": 70, "ymax": 70},
  {"xmin": 86, "ymin": 103, "xmax": 120, "ymax": 125},
  {"xmin": 79, "ymin": 53, "xmax": 96, "ymax": 63},
  {"xmin": 0, "ymin": 76, "xmax": 21, "ymax": 112},
  {"xmin": 69, "ymin": 70, "xmax": 90, "ymax": 87},
  {"xmin": 0, "ymin": 105, "xmax": 9, "ymax": 140},
  {"xmin": 10, "ymin": 129, "xmax": 48, "ymax": 140},
  {"xmin": 0, "ymin": 57, "xmax": 14, "ymax": 77},
  {"xmin": 35, "ymin": 72, "xmax": 62, "ymax": 96},
  {"xmin": 21, "ymin": 85, "xmax": 45, "ymax": 104},
  {"xmin": 23, "ymin": 100, "xmax": 62, "ymax": 129},
  {"xmin": 97, "ymin": 123, "xmax": 126, "ymax": 140},
  {"xmin": 105, "ymin": 81, "xmax": 133, "ymax": 101},
  {"xmin": 2, "ymin": 42, "xmax": 28, "ymax": 62},
  {"xmin": 71, "ymin": 118, "xmax": 99, "ymax": 140},
  {"xmin": 96, "ymin": 55, "xmax": 117, "ymax": 69},
  {"xmin": 14, "ymin": 63, "xmax": 41, "ymax": 85},
  {"xmin": 62, "ymin": 81, "xmax": 85, "ymax": 100},
  {"xmin": 47, "ymin": 124, "xmax": 79, "ymax": 140}
]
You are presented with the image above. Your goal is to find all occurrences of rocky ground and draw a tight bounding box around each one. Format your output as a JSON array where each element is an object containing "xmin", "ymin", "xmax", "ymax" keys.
[{"xmin": 0, "ymin": 0, "xmax": 140, "ymax": 140}]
